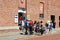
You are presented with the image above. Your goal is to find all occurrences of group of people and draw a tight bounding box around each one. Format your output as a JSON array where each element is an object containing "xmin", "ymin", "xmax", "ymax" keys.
[
  {"xmin": 19, "ymin": 20, "xmax": 34, "ymax": 35},
  {"xmin": 19, "ymin": 19, "xmax": 55, "ymax": 35}
]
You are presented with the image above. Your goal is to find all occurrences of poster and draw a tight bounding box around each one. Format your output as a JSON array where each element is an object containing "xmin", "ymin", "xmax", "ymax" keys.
[{"xmin": 14, "ymin": 15, "xmax": 18, "ymax": 23}]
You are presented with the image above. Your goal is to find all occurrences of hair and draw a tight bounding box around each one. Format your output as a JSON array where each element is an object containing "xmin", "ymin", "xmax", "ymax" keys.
[
  {"xmin": 40, "ymin": 21, "xmax": 43, "ymax": 23},
  {"xmin": 34, "ymin": 21, "xmax": 37, "ymax": 24}
]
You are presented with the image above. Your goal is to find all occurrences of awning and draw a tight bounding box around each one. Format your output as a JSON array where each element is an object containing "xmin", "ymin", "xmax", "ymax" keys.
[{"xmin": 18, "ymin": 8, "xmax": 26, "ymax": 13}]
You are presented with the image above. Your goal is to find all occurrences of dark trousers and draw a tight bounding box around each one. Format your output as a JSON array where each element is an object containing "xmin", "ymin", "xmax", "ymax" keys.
[
  {"xmin": 25, "ymin": 27, "xmax": 28, "ymax": 35},
  {"xmin": 29, "ymin": 27, "xmax": 33, "ymax": 35},
  {"xmin": 40, "ymin": 29, "xmax": 45, "ymax": 35}
]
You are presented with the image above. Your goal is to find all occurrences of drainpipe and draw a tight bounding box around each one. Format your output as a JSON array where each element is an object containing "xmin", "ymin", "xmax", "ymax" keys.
[{"xmin": 25, "ymin": 0, "xmax": 27, "ymax": 20}]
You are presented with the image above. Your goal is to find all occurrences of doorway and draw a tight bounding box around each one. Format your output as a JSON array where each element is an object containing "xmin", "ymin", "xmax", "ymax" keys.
[
  {"xmin": 18, "ymin": 12, "xmax": 26, "ymax": 26},
  {"xmin": 51, "ymin": 15, "xmax": 55, "ymax": 22},
  {"xmin": 51, "ymin": 15, "xmax": 55, "ymax": 28}
]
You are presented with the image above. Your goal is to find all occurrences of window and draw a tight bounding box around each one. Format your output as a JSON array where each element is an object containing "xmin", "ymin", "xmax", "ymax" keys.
[
  {"xmin": 39, "ymin": 14, "xmax": 44, "ymax": 19},
  {"xmin": 40, "ymin": 2, "xmax": 44, "ymax": 14},
  {"xmin": 39, "ymin": 2, "xmax": 44, "ymax": 19}
]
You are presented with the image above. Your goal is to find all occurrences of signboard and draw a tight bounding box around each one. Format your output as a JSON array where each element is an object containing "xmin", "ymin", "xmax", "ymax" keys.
[{"xmin": 14, "ymin": 15, "xmax": 18, "ymax": 23}]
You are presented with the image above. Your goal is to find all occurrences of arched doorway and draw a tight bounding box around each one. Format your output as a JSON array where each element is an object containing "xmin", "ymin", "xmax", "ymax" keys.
[
  {"xmin": 18, "ymin": 8, "xmax": 26, "ymax": 26},
  {"xmin": 18, "ymin": 12, "xmax": 26, "ymax": 26},
  {"xmin": 18, "ymin": 12, "xmax": 26, "ymax": 20}
]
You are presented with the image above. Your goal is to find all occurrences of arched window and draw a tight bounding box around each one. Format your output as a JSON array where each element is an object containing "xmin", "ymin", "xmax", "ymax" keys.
[{"xmin": 39, "ymin": 2, "xmax": 44, "ymax": 19}]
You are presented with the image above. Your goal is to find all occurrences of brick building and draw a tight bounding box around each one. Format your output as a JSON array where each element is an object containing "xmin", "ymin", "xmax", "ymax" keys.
[{"xmin": 0, "ymin": 0, "xmax": 60, "ymax": 28}]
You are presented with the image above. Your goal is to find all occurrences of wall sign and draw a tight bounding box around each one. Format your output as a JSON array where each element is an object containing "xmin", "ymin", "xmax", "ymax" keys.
[{"xmin": 14, "ymin": 15, "xmax": 18, "ymax": 23}]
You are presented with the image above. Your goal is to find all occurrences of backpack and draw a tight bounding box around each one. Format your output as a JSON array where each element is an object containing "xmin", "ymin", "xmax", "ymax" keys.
[{"xmin": 25, "ymin": 21, "xmax": 29, "ymax": 27}]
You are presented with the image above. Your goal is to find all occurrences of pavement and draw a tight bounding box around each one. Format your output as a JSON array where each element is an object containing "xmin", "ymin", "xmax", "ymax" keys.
[
  {"xmin": 0, "ymin": 29, "xmax": 36, "ymax": 40},
  {"xmin": 0, "ymin": 26, "xmax": 19, "ymax": 30},
  {"xmin": 0, "ymin": 28, "xmax": 60, "ymax": 40},
  {"xmin": 25, "ymin": 33, "xmax": 60, "ymax": 40},
  {"xmin": 18, "ymin": 28, "xmax": 60, "ymax": 40}
]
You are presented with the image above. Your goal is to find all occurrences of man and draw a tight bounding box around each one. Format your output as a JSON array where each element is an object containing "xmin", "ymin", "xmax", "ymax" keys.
[
  {"xmin": 49, "ymin": 22, "xmax": 53, "ymax": 31},
  {"xmin": 29, "ymin": 20, "xmax": 34, "ymax": 35},
  {"xmin": 24, "ymin": 20, "xmax": 29, "ymax": 35},
  {"xmin": 18, "ymin": 16, "xmax": 23, "ymax": 34}
]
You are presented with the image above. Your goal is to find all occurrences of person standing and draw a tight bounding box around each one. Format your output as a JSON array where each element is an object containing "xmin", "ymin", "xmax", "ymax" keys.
[
  {"xmin": 18, "ymin": 16, "xmax": 23, "ymax": 25},
  {"xmin": 43, "ymin": 23, "xmax": 49, "ymax": 34},
  {"xmin": 40, "ymin": 21, "xmax": 44, "ymax": 35},
  {"xmin": 24, "ymin": 20, "xmax": 29, "ymax": 35},
  {"xmin": 21, "ymin": 20, "xmax": 25, "ymax": 34},
  {"xmin": 49, "ymin": 22, "xmax": 53, "ymax": 31},
  {"xmin": 35, "ymin": 21, "xmax": 40, "ymax": 33},
  {"xmin": 29, "ymin": 20, "xmax": 34, "ymax": 35},
  {"xmin": 35, "ymin": 22, "xmax": 38, "ymax": 33},
  {"xmin": 34, "ymin": 21, "xmax": 37, "ymax": 28},
  {"xmin": 34, "ymin": 21, "xmax": 37, "ymax": 33},
  {"xmin": 45, "ymin": 23, "xmax": 48, "ymax": 28},
  {"xmin": 18, "ymin": 16, "xmax": 22, "ymax": 30}
]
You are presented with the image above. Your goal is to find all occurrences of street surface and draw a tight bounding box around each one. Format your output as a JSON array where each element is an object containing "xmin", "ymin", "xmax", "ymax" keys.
[
  {"xmin": 27, "ymin": 33, "xmax": 60, "ymax": 40},
  {"xmin": 0, "ymin": 28, "xmax": 60, "ymax": 40},
  {"xmin": 0, "ymin": 29, "xmax": 36, "ymax": 40}
]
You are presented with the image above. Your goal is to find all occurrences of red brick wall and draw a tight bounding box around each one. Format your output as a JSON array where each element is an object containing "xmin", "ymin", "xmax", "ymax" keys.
[
  {"xmin": 27, "ymin": 0, "xmax": 60, "ymax": 28},
  {"xmin": 27, "ymin": 0, "xmax": 46, "ymax": 26},
  {"xmin": 46, "ymin": 0, "xmax": 60, "ymax": 28},
  {"xmin": 0, "ymin": 0, "xmax": 18, "ymax": 26},
  {"xmin": 0, "ymin": 0, "xmax": 60, "ymax": 28},
  {"xmin": 18, "ymin": 0, "xmax": 26, "ymax": 8}
]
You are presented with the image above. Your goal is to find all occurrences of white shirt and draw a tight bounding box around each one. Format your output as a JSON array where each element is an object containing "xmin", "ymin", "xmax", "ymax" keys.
[{"xmin": 22, "ymin": 21, "xmax": 24, "ymax": 26}]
